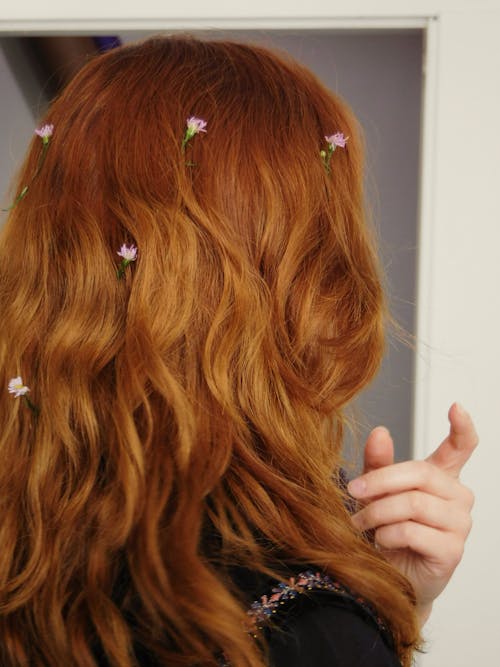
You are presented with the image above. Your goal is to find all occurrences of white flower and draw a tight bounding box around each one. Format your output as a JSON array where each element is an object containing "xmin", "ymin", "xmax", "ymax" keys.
[
  {"xmin": 117, "ymin": 244, "xmax": 138, "ymax": 262},
  {"xmin": 8, "ymin": 376, "xmax": 30, "ymax": 398}
]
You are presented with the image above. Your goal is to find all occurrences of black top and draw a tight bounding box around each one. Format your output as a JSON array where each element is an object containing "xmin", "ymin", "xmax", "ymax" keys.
[
  {"xmin": 234, "ymin": 568, "xmax": 402, "ymax": 667},
  {"xmin": 264, "ymin": 587, "xmax": 402, "ymax": 667}
]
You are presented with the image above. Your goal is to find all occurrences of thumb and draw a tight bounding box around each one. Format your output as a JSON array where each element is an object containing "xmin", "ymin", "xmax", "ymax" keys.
[
  {"xmin": 426, "ymin": 403, "xmax": 478, "ymax": 477},
  {"xmin": 363, "ymin": 426, "xmax": 395, "ymax": 475}
]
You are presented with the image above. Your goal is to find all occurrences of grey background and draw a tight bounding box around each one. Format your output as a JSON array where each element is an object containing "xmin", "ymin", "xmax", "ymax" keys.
[{"xmin": 0, "ymin": 31, "xmax": 423, "ymax": 470}]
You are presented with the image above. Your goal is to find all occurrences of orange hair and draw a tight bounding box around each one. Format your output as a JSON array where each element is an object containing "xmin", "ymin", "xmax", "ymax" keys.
[{"xmin": 0, "ymin": 36, "xmax": 420, "ymax": 666}]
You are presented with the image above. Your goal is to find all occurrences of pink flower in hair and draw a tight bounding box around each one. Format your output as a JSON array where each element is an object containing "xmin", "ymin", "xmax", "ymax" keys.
[
  {"xmin": 182, "ymin": 116, "xmax": 207, "ymax": 153},
  {"xmin": 325, "ymin": 132, "xmax": 348, "ymax": 149},
  {"xmin": 117, "ymin": 244, "xmax": 138, "ymax": 279},
  {"xmin": 117, "ymin": 244, "xmax": 138, "ymax": 262},
  {"xmin": 35, "ymin": 124, "xmax": 54, "ymax": 145},
  {"xmin": 2, "ymin": 125, "xmax": 54, "ymax": 211},
  {"xmin": 186, "ymin": 116, "xmax": 207, "ymax": 135},
  {"xmin": 321, "ymin": 131, "xmax": 348, "ymax": 174}
]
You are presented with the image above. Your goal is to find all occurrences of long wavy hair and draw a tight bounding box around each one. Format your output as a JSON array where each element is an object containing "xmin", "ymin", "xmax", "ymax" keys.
[{"xmin": 0, "ymin": 36, "xmax": 420, "ymax": 666}]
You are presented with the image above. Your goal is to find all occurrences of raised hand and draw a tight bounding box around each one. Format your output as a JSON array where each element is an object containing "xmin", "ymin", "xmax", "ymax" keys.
[{"xmin": 347, "ymin": 403, "xmax": 477, "ymax": 626}]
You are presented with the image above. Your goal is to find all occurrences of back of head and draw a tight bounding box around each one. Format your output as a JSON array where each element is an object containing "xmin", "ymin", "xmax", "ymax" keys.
[{"xmin": 0, "ymin": 36, "xmax": 418, "ymax": 667}]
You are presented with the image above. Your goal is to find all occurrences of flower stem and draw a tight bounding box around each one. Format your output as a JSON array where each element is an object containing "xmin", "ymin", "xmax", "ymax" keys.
[
  {"xmin": 117, "ymin": 259, "xmax": 130, "ymax": 279},
  {"xmin": 24, "ymin": 395, "xmax": 40, "ymax": 416},
  {"xmin": 320, "ymin": 144, "xmax": 335, "ymax": 175},
  {"xmin": 2, "ymin": 139, "xmax": 51, "ymax": 212}
]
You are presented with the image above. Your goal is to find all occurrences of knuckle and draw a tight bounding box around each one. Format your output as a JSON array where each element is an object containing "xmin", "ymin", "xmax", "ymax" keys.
[
  {"xmin": 399, "ymin": 521, "xmax": 414, "ymax": 543},
  {"xmin": 408, "ymin": 491, "xmax": 424, "ymax": 516},
  {"xmin": 362, "ymin": 503, "xmax": 382, "ymax": 529},
  {"xmin": 374, "ymin": 526, "xmax": 389, "ymax": 548}
]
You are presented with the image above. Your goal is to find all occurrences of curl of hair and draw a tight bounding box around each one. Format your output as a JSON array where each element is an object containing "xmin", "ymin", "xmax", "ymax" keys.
[{"xmin": 0, "ymin": 36, "xmax": 420, "ymax": 666}]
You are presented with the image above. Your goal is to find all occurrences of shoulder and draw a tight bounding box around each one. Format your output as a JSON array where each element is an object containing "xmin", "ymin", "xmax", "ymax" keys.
[{"xmin": 247, "ymin": 571, "xmax": 402, "ymax": 667}]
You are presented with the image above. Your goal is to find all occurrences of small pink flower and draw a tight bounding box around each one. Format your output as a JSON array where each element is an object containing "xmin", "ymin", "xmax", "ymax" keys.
[
  {"xmin": 117, "ymin": 244, "xmax": 138, "ymax": 262},
  {"xmin": 35, "ymin": 124, "xmax": 54, "ymax": 144},
  {"xmin": 1, "ymin": 125, "xmax": 54, "ymax": 212},
  {"xmin": 182, "ymin": 116, "xmax": 207, "ymax": 154},
  {"xmin": 325, "ymin": 132, "xmax": 348, "ymax": 149},
  {"xmin": 186, "ymin": 117, "xmax": 207, "ymax": 136},
  {"xmin": 117, "ymin": 244, "xmax": 138, "ymax": 279},
  {"xmin": 321, "ymin": 132, "xmax": 348, "ymax": 174}
]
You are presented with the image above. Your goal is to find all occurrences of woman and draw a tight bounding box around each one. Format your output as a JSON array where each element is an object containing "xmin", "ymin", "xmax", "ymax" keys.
[{"xmin": 0, "ymin": 36, "xmax": 476, "ymax": 666}]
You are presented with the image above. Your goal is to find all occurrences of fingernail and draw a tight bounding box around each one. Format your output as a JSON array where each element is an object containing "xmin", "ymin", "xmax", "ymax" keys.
[
  {"xmin": 347, "ymin": 478, "xmax": 367, "ymax": 497},
  {"xmin": 372, "ymin": 425, "xmax": 391, "ymax": 441},
  {"xmin": 455, "ymin": 402, "xmax": 469, "ymax": 417}
]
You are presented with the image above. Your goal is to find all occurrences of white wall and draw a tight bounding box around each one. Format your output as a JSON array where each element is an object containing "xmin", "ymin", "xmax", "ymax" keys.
[
  {"xmin": 412, "ymin": 9, "xmax": 500, "ymax": 666},
  {"xmin": 1, "ymin": 2, "xmax": 499, "ymax": 666}
]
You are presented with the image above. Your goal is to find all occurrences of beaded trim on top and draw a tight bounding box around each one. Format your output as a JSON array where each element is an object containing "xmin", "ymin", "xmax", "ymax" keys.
[{"xmin": 247, "ymin": 569, "xmax": 387, "ymax": 635}]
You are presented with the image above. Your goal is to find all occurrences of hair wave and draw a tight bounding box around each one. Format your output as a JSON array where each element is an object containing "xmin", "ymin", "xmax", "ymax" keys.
[{"xmin": 0, "ymin": 36, "xmax": 420, "ymax": 666}]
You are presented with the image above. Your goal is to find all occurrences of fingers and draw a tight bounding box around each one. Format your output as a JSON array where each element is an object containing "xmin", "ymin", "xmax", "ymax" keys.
[
  {"xmin": 347, "ymin": 406, "xmax": 477, "ymax": 614},
  {"xmin": 351, "ymin": 490, "xmax": 473, "ymax": 537},
  {"xmin": 373, "ymin": 521, "xmax": 466, "ymax": 570},
  {"xmin": 348, "ymin": 459, "xmax": 471, "ymax": 503},
  {"xmin": 426, "ymin": 403, "xmax": 479, "ymax": 478},
  {"xmin": 363, "ymin": 426, "xmax": 394, "ymax": 475}
]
